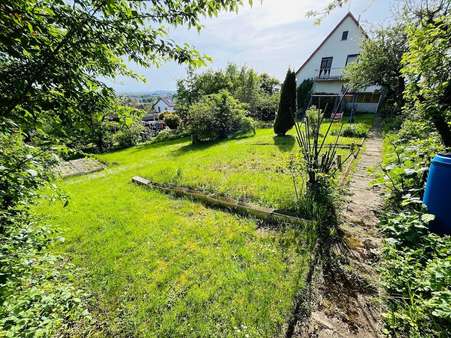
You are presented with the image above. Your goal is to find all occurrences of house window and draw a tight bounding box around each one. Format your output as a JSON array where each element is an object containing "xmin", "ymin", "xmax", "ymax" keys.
[
  {"xmin": 341, "ymin": 31, "xmax": 348, "ymax": 40},
  {"xmin": 319, "ymin": 57, "xmax": 333, "ymax": 78},
  {"xmin": 355, "ymin": 92, "xmax": 380, "ymax": 103},
  {"xmin": 346, "ymin": 54, "xmax": 359, "ymax": 65}
]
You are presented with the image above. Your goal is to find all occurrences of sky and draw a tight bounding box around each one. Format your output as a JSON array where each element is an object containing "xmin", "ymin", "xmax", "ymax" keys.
[{"xmin": 107, "ymin": 0, "xmax": 399, "ymax": 94}]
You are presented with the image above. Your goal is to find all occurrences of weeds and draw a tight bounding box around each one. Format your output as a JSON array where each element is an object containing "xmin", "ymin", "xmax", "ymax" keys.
[
  {"xmin": 378, "ymin": 118, "xmax": 451, "ymax": 337},
  {"xmin": 331, "ymin": 123, "xmax": 370, "ymax": 138},
  {"xmin": 0, "ymin": 132, "xmax": 92, "ymax": 336},
  {"xmin": 294, "ymin": 106, "xmax": 359, "ymax": 191}
]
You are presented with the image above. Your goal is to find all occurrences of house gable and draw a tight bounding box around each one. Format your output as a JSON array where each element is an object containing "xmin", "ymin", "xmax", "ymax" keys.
[
  {"xmin": 295, "ymin": 12, "xmax": 367, "ymax": 89},
  {"xmin": 152, "ymin": 97, "xmax": 175, "ymax": 113}
]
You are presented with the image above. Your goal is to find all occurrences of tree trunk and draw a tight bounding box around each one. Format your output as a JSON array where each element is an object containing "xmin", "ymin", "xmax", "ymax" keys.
[{"xmin": 431, "ymin": 113, "xmax": 451, "ymax": 148}]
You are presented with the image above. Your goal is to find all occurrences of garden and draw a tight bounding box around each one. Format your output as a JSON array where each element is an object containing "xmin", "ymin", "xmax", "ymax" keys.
[
  {"xmin": 32, "ymin": 116, "xmax": 370, "ymax": 336},
  {"xmin": 1, "ymin": 1, "xmax": 450, "ymax": 337}
]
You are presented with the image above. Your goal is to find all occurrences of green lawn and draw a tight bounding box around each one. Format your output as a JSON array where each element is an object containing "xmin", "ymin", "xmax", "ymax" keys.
[{"xmin": 36, "ymin": 117, "xmax": 372, "ymax": 337}]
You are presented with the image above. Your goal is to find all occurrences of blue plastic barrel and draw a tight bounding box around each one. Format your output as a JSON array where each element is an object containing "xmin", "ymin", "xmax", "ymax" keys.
[{"xmin": 423, "ymin": 153, "xmax": 451, "ymax": 234}]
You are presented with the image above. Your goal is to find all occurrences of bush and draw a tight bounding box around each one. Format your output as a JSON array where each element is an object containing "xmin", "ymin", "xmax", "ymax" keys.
[
  {"xmin": 331, "ymin": 123, "xmax": 369, "ymax": 138},
  {"xmin": 230, "ymin": 115, "xmax": 256, "ymax": 138},
  {"xmin": 187, "ymin": 91, "xmax": 255, "ymax": 143},
  {"xmin": 249, "ymin": 93, "xmax": 279, "ymax": 121},
  {"xmin": 113, "ymin": 121, "xmax": 144, "ymax": 148},
  {"xmin": 376, "ymin": 117, "xmax": 450, "ymax": 337},
  {"xmin": 0, "ymin": 131, "xmax": 92, "ymax": 336},
  {"xmin": 161, "ymin": 112, "xmax": 181, "ymax": 130},
  {"xmin": 254, "ymin": 120, "xmax": 274, "ymax": 129},
  {"xmin": 146, "ymin": 128, "xmax": 190, "ymax": 145}
]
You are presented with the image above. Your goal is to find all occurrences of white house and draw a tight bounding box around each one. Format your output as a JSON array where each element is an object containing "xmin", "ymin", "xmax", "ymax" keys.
[
  {"xmin": 153, "ymin": 97, "xmax": 175, "ymax": 114},
  {"xmin": 142, "ymin": 96, "xmax": 175, "ymax": 122},
  {"xmin": 295, "ymin": 12, "xmax": 381, "ymax": 114}
]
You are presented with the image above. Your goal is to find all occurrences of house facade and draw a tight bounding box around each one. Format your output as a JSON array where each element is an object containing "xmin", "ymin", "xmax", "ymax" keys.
[
  {"xmin": 142, "ymin": 96, "xmax": 175, "ymax": 122},
  {"xmin": 295, "ymin": 12, "xmax": 381, "ymax": 114},
  {"xmin": 153, "ymin": 97, "xmax": 175, "ymax": 114}
]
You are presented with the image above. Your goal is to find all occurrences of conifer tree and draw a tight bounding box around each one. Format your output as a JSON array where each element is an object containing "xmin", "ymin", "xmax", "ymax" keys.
[{"xmin": 274, "ymin": 69, "xmax": 296, "ymax": 136}]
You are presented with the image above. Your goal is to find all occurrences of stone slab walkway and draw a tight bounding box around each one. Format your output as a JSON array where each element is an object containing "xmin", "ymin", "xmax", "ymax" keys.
[{"xmin": 57, "ymin": 158, "xmax": 106, "ymax": 178}]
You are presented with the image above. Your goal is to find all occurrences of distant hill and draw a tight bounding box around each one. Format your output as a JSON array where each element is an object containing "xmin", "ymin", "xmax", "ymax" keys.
[{"xmin": 117, "ymin": 90, "xmax": 176, "ymax": 97}]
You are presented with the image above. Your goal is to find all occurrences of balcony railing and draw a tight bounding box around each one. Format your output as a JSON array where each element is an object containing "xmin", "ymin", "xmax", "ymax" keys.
[{"xmin": 314, "ymin": 67, "xmax": 343, "ymax": 80}]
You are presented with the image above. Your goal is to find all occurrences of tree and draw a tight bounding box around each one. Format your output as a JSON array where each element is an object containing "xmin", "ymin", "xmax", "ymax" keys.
[
  {"xmin": 402, "ymin": 14, "xmax": 451, "ymax": 147},
  {"xmin": 0, "ymin": 0, "xmax": 249, "ymax": 139},
  {"xmin": 260, "ymin": 73, "xmax": 280, "ymax": 95},
  {"xmin": 175, "ymin": 64, "xmax": 280, "ymax": 121},
  {"xmin": 274, "ymin": 69, "xmax": 296, "ymax": 136},
  {"xmin": 344, "ymin": 24, "xmax": 408, "ymax": 112},
  {"xmin": 187, "ymin": 91, "xmax": 254, "ymax": 143}
]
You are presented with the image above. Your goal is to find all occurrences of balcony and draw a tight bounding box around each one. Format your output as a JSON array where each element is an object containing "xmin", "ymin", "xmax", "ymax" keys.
[{"xmin": 314, "ymin": 67, "xmax": 343, "ymax": 81}]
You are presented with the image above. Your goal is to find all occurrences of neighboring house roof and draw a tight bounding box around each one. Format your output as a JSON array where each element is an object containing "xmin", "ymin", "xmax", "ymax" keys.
[
  {"xmin": 295, "ymin": 12, "xmax": 368, "ymax": 75},
  {"xmin": 149, "ymin": 96, "xmax": 175, "ymax": 114},
  {"xmin": 152, "ymin": 96, "xmax": 174, "ymax": 109}
]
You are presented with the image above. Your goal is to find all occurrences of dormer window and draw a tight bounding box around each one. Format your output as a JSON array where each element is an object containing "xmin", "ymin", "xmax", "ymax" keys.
[{"xmin": 341, "ymin": 31, "xmax": 348, "ymax": 40}]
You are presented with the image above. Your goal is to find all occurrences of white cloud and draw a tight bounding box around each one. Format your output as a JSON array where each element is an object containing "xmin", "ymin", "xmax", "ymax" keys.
[
  {"xmin": 108, "ymin": 0, "xmax": 397, "ymax": 92},
  {"xmin": 202, "ymin": 0, "xmax": 320, "ymax": 30}
]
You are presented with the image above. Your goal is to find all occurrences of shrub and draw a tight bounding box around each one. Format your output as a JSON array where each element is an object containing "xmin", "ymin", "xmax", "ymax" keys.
[
  {"xmin": 113, "ymin": 121, "xmax": 144, "ymax": 148},
  {"xmin": 146, "ymin": 128, "xmax": 190, "ymax": 145},
  {"xmin": 161, "ymin": 112, "xmax": 181, "ymax": 130},
  {"xmin": 274, "ymin": 69, "xmax": 296, "ymax": 136},
  {"xmin": 187, "ymin": 91, "xmax": 255, "ymax": 143},
  {"xmin": 230, "ymin": 115, "xmax": 256, "ymax": 138},
  {"xmin": 376, "ymin": 117, "xmax": 450, "ymax": 337},
  {"xmin": 331, "ymin": 123, "xmax": 369, "ymax": 138},
  {"xmin": 254, "ymin": 120, "xmax": 274, "ymax": 129},
  {"xmin": 249, "ymin": 93, "xmax": 279, "ymax": 121},
  {"xmin": 0, "ymin": 131, "xmax": 92, "ymax": 336}
]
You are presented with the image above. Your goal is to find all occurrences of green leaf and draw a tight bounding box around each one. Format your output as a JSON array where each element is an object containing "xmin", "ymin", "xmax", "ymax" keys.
[{"xmin": 421, "ymin": 213, "xmax": 435, "ymax": 224}]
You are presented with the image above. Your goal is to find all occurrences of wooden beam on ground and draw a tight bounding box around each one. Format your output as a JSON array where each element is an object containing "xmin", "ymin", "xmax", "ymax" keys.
[{"xmin": 131, "ymin": 176, "xmax": 312, "ymax": 227}]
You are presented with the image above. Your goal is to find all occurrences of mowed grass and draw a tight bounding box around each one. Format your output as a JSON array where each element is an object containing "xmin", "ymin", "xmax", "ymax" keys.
[
  {"xmin": 98, "ymin": 115, "xmax": 372, "ymax": 210},
  {"xmin": 36, "ymin": 116, "xmax": 372, "ymax": 337}
]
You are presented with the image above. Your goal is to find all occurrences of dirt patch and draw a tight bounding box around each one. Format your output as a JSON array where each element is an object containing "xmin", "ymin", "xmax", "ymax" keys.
[{"xmin": 293, "ymin": 121, "xmax": 384, "ymax": 337}]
